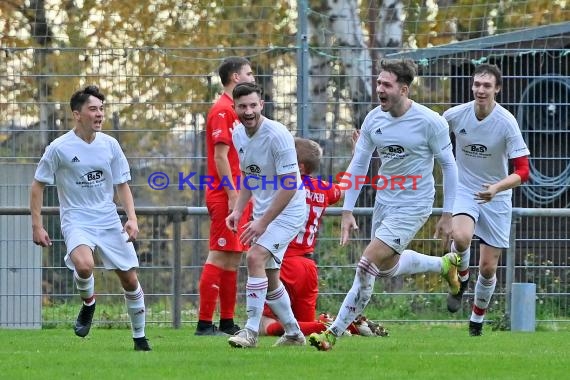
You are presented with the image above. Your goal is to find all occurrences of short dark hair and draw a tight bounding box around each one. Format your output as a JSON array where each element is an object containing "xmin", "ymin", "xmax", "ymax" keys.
[
  {"xmin": 70, "ymin": 85, "xmax": 105, "ymax": 112},
  {"xmin": 378, "ymin": 59, "xmax": 417, "ymax": 86},
  {"xmin": 218, "ymin": 56, "xmax": 251, "ymax": 86},
  {"xmin": 472, "ymin": 63, "xmax": 502, "ymax": 88},
  {"xmin": 232, "ymin": 82, "xmax": 263, "ymax": 100},
  {"xmin": 295, "ymin": 138, "xmax": 322, "ymax": 174}
]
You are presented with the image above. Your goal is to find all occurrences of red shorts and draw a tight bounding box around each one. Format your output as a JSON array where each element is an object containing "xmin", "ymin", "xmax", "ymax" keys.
[
  {"xmin": 207, "ymin": 200, "xmax": 252, "ymax": 252},
  {"xmin": 263, "ymin": 255, "xmax": 318, "ymax": 322}
]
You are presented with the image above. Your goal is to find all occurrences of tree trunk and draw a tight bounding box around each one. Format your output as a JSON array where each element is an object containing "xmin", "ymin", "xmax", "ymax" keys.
[{"xmin": 28, "ymin": 0, "xmax": 56, "ymax": 148}]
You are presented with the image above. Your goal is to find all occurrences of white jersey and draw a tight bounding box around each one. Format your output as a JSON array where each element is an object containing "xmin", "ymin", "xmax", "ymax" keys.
[
  {"xmin": 34, "ymin": 130, "xmax": 131, "ymax": 229},
  {"xmin": 232, "ymin": 118, "xmax": 306, "ymax": 220},
  {"xmin": 443, "ymin": 101, "xmax": 530, "ymax": 200},
  {"xmin": 349, "ymin": 101, "xmax": 454, "ymax": 208}
]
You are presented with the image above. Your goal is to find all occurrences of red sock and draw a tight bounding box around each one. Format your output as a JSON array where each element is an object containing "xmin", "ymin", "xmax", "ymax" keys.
[
  {"xmin": 347, "ymin": 323, "xmax": 360, "ymax": 335},
  {"xmin": 219, "ymin": 269, "xmax": 238, "ymax": 319},
  {"xmin": 266, "ymin": 321, "xmax": 327, "ymax": 336},
  {"xmin": 473, "ymin": 304, "xmax": 486, "ymax": 316},
  {"xmin": 198, "ymin": 264, "xmax": 224, "ymax": 321},
  {"xmin": 299, "ymin": 321, "xmax": 327, "ymax": 335},
  {"xmin": 266, "ymin": 321, "xmax": 285, "ymax": 336}
]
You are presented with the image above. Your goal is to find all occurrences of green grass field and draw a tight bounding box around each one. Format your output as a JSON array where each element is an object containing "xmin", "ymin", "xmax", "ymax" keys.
[{"xmin": 1, "ymin": 325, "xmax": 568, "ymax": 380}]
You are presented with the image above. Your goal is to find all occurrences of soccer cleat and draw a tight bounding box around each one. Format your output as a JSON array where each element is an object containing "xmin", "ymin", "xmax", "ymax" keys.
[
  {"xmin": 352, "ymin": 315, "xmax": 374, "ymax": 336},
  {"xmin": 308, "ymin": 331, "xmax": 336, "ymax": 351},
  {"xmin": 133, "ymin": 336, "xmax": 152, "ymax": 351},
  {"xmin": 469, "ymin": 321, "xmax": 483, "ymax": 336},
  {"xmin": 219, "ymin": 323, "xmax": 241, "ymax": 336},
  {"xmin": 441, "ymin": 252, "xmax": 461, "ymax": 295},
  {"xmin": 228, "ymin": 328, "xmax": 258, "ymax": 348},
  {"xmin": 74, "ymin": 302, "xmax": 96, "ymax": 338},
  {"xmin": 352, "ymin": 315, "xmax": 389, "ymax": 337},
  {"xmin": 273, "ymin": 332, "xmax": 306, "ymax": 346},
  {"xmin": 195, "ymin": 324, "xmax": 229, "ymax": 336},
  {"xmin": 447, "ymin": 277, "xmax": 469, "ymax": 313}
]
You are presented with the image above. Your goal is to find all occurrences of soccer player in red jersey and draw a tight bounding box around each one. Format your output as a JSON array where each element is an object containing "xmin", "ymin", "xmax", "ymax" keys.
[
  {"xmin": 196, "ymin": 57, "xmax": 255, "ymax": 336},
  {"xmin": 259, "ymin": 138, "xmax": 342, "ymax": 336}
]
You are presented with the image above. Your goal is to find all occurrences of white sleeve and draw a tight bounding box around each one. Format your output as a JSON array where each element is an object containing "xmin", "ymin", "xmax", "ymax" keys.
[
  {"xmin": 34, "ymin": 144, "xmax": 57, "ymax": 185},
  {"xmin": 429, "ymin": 115, "xmax": 457, "ymax": 213},
  {"xmin": 341, "ymin": 135, "xmax": 374, "ymax": 211},
  {"xmin": 436, "ymin": 145, "xmax": 458, "ymax": 213}
]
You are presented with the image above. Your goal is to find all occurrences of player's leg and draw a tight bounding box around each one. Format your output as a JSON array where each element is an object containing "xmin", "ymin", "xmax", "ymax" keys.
[
  {"xmin": 447, "ymin": 214, "xmax": 476, "ymax": 312},
  {"xmin": 228, "ymin": 244, "xmax": 270, "ymax": 348},
  {"xmin": 217, "ymin": 201, "xmax": 252, "ymax": 334},
  {"xmin": 197, "ymin": 201, "xmax": 244, "ymax": 336},
  {"xmin": 116, "ymin": 268, "xmax": 151, "ymax": 351},
  {"xmin": 64, "ymin": 228, "xmax": 97, "ymax": 338},
  {"xmin": 377, "ymin": 205, "xmax": 460, "ymax": 290},
  {"xmin": 469, "ymin": 201, "xmax": 511, "ymax": 336},
  {"xmin": 100, "ymin": 225, "xmax": 150, "ymax": 350},
  {"xmin": 469, "ymin": 243, "xmax": 500, "ymax": 336},
  {"xmin": 447, "ymin": 192, "xmax": 480, "ymax": 312}
]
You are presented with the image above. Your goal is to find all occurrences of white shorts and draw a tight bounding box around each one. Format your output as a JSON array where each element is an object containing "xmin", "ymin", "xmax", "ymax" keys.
[
  {"xmin": 371, "ymin": 203, "xmax": 432, "ymax": 254},
  {"xmin": 256, "ymin": 214, "xmax": 306, "ymax": 270},
  {"xmin": 453, "ymin": 191, "xmax": 512, "ymax": 248},
  {"xmin": 62, "ymin": 222, "xmax": 139, "ymax": 271}
]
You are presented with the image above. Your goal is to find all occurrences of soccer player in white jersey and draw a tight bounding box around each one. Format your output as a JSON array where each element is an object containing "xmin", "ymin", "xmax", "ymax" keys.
[
  {"xmin": 309, "ymin": 59, "xmax": 460, "ymax": 351},
  {"xmin": 443, "ymin": 64, "xmax": 530, "ymax": 336},
  {"xmin": 225, "ymin": 82, "xmax": 308, "ymax": 348},
  {"xmin": 30, "ymin": 85, "xmax": 151, "ymax": 351}
]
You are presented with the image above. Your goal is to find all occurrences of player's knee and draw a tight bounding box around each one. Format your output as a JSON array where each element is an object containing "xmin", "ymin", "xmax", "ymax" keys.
[
  {"xmin": 245, "ymin": 249, "xmax": 267, "ymax": 269},
  {"xmin": 452, "ymin": 237, "xmax": 471, "ymax": 252},
  {"xmin": 479, "ymin": 263, "xmax": 497, "ymax": 279}
]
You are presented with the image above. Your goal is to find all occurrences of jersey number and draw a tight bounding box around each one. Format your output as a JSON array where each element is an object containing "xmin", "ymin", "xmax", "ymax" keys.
[{"xmin": 295, "ymin": 204, "xmax": 324, "ymax": 246}]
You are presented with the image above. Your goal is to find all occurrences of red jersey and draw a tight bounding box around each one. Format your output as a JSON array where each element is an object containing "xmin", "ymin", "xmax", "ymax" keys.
[
  {"xmin": 205, "ymin": 93, "xmax": 241, "ymax": 203},
  {"xmin": 286, "ymin": 175, "xmax": 342, "ymax": 257}
]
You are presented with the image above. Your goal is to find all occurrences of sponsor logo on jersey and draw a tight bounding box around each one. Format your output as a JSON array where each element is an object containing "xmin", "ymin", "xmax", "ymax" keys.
[
  {"xmin": 71, "ymin": 156, "xmax": 80, "ymax": 163},
  {"xmin": 76, "ymin": 170, "xmax": 106, "ymax": 187},
  {"xmin": 379, "ymin": 145, "xmax": 407, "ymax": 159},
  {"xmin": 81, "ymin": 170, "xmax": 103, "ymax": 181},
  {"xmin": 246, "ymin": 164, "xmax": 261, "ymax": 174},
  {"xmin": 375, "ymin": 128, "xmax": 382, "ymax": 134},
  {"xmin": 458, "ymin": 128, "xmax": 467, "ymax": 135},
  {"xmin": 462, "ymin": 144, "xmax": 490, "ymax": 158}
]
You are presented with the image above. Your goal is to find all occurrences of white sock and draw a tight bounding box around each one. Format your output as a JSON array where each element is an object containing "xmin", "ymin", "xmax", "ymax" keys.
[
  {"xmin": 73, "ymin": 271, "xmax": 95, "ymax": 304},
  {"xmin": 266, "ymin": 283, "xmax": 300, "ymax": 336},
  {"xmin": 393, "ymin": 249, "xmax": 441, "ymax": 276},
  {"xmin": 330, "ymin": 257, "xmax": 378, "ymax": 336},
  {"xmin": 451, "ymin": 241, "xmax": 470, "ymax": 273},
  {"xmin": 470, "ymin": 274, "xmax": 496, "ymax": 323},
  {"xmin": 244, "ymin": 277, "xmax": 268, "ymax": 334},
  {"xmin": 124, "ymin": 283, "xmax": 146, "ymax": 338}
]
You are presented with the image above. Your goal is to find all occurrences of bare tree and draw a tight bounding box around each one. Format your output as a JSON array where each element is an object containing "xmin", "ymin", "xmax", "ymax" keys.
[{"xmin": 307, "ymin": 0, "xmax": 375, "ymax": 139}]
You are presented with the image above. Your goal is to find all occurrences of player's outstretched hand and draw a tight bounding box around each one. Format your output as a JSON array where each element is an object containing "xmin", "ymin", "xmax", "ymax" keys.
[
  {"xmin": 434, "ymin": 213, "xmax": 452, "ymax": 250},
  {"xmin": 340, "ymin": 211, "xmax": 358, "ymax": 246},
  {"xmin": 32, "ymin": 226, "xmax": 52, "ymax": 247},
  {"xmin": 475, "ymin": 183, "xmax": 498, "ymax": 204},
  {"xmin": 123, "ymin": 219, "xmax": 139, "ymax": 242}
]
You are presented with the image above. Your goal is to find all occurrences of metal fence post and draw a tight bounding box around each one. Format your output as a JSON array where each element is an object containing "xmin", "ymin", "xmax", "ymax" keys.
[
  {"xmin": 172, "ymin": 209, "xmax": 182, "ymax": 329},
  {"xmin": 296, "ymin": 0, "xmax": 309, "ymax": 137},
  {"xmin": 505, "ymin": 215, "xmax": 520, "ymax": 326}
]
